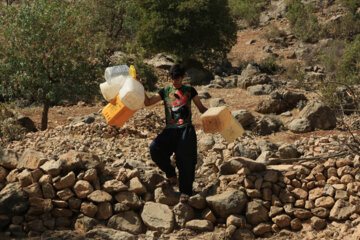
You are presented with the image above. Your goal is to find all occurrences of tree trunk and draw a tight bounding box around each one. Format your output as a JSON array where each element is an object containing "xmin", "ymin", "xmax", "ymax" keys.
[{"xmin": 41, "ymin": 99, "xmax": 50, "ymax": 131}]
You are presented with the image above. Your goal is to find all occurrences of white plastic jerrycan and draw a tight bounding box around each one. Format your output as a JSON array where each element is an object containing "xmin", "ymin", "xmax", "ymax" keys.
[
  {"xmin": 119, "ymin": 65, "xmax": 145, "ymax": 111},
  {"xmin": 100, "ymin": 65, "xmax": 130, "ymax": 101},
  {"xmin": 104, "ymin": 65, "xmax": 130, "ymax": 82}
]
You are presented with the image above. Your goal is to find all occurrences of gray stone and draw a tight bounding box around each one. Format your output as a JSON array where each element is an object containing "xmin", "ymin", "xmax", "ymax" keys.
[
  {"xmin": 107, "ymin": 211, "xmax": 144, "ymax": 234},
  {"xmin": 0, "ymin": 149, "xmax": 18, "ymax": 169},
  {"xmin": 278, "ymin": 144, "xmax": 300, "ymax": 159},
  {"xmin": 219, "ymin": 157, "xmax": 266, "ymax": 175},
  {"xmin": 141, "ymin": 202, "xmax": 174, "ymax": 233},
  {"xmin": 185, "ymin": 219, "xmax": 213, "ymax": 232},
  {"xmin": 0, "ymin": 182, "xmax": 28, "ymax": 215},
  {"xmin": 232, "ymin": 110, "xmax": 256, "ymax": 128},
  {"xmin": 247, "ymin": 84, "xmax": 274, "ymax": 96},
  {"xmin": 299, "ymin": 101, "xmax": 336, "ymax": 130},
  {"xmin": 329, "ymin": 199, "xmax": 356, "ymax": 221},
  {"xmin": 154, "ymin": 186, "xmax": 179, "ymax": 206},
  {"xmin": 210, "ymin": 98, "xmax": 226, "ymax": 108},
  {"xmin": 206, "ymin": 190, "xmax": 247, "ymax": 218},
  {"xmin": 246, "ymin": 200, "xmax": 269, "ymax": 226},
  {"xmin": 287, "ymin": 118, "xmax": 312, "ymax": 133},
  {"xmin": 18, "ymin": 149, "xmax": 47, "ymax": 170},
  {"xmin": 173, "ymin": 203, "xmax": 195, "ymax": 227},
  {"xmin": 86, "ymin": 227, "xmax": 136, "ymax": 240}
]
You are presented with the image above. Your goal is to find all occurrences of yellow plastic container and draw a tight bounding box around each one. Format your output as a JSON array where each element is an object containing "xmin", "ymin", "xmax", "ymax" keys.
[
  {"xmin": 102, "ymin": 95, "xmax": 136, "ymax": 127},
  {"xmin": 201, "ymin": 106, "xmax": 232, "ymax": 133},
  {"xmin": 219, "ymin": 114, "xmax": 245, "ymax": 143},
  {"xmin": 201, "ymin": 106, "xmax": 244, "ymax": 142}
]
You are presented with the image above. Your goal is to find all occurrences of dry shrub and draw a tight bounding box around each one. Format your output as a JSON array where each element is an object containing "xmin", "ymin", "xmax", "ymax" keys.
[{"xmin": 0, "ymin": 103, "xmax": 26, "ymax": 143}]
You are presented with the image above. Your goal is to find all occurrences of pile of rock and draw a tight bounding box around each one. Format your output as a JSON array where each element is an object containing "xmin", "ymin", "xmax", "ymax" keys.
[{"xmin": 1, "ymin": 130, "xmax": 360, "ymax": 239}]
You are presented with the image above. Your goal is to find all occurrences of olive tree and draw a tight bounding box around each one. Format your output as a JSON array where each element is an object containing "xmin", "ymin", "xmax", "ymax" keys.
[
  {"xmin": 80, "ymin": 0, "xmax": 138, "ymax": 53},
  {"xmin": 0, "ymin": 0, "xmax": 105, "ymax": 130},
  {"xmin": 135, "ymin": 0, "xmax": 237, "ymax": 66}
]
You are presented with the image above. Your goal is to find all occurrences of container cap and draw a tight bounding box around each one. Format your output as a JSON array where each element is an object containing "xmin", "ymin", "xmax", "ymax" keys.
[{"xmin": 129, "ymin": 65, "xmax": 136, "ymax": 79}]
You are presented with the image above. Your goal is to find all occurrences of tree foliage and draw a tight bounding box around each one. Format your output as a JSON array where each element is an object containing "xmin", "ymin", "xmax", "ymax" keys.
[
  {"xmin": 135, "ymin": 0, "xmax": 237, "ymax": 65},
  {"xmin": 228, "ymin": 0, "xmax": 269, "ymax": 26},
  {"xmin": 0, "ymin": 0, "xmax": 106, "ymax": 130},
  {"xmin": 79, "ymin": 0, "xmax": 138, "ymax": 53},
  {"xmin": 286, "ymin": 0, "xmax": 320, "ymax": 43},
  {"xmin": 337, "ymin": 34, "xmax": 360, "ymax": 84}
]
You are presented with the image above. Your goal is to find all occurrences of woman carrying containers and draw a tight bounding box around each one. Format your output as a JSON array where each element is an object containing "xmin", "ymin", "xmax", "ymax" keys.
[{"xmin": 142, "ymin": 63, "xmax": 208, "ymax": 202}]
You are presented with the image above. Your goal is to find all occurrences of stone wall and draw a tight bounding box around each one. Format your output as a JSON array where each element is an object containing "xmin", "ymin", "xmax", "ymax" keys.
[{"xmin": 1, "ymin": 143, "xmax": 360, "ymax": 239}]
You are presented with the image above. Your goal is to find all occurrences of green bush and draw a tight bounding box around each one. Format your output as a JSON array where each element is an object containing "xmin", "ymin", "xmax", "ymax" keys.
[
  {"xmin": 319, "ymin": 35, "xmax": 360, "ymax": 109},
  {"xmin": 228, "ymin": 0, "xmax": 269, "ymax": 26},
  {"xmin": 263, "ymin": 23, "xmax": 287, "ymax": 40},
  {"xmin": 259, "ymin": 56, "xmax": 281, "ymax": 74},
  {"xmin": 286, "ymin": 0, "xmax": 320, "ymax": 43},
  {"xmin": 337, "ymin": 35, "xmax": 360, "ymax": 84},
  {"xmin": 136, "ymin": 0, "xmax": 237, "ymax": 66},
  {"xmin": 339, "ymin": 0, "xmax": 360, "ymax": 14},
  {"xmin": 322, "ymin": 12, "xmax": 360, "ymax": 40},
  {"xmin": 321, "ymin": 0, "xmax": 360, "ymax": 40},
  {"xmin": 284, "ymin": 62, "xmax": 305, "ymax": 85},
  {"xmin": 317, "ymin": 40, "xmax": 346, "ymax": 75}
]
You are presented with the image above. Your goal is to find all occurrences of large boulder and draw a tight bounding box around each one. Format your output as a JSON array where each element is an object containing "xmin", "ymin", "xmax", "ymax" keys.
[
  {"xmin": 329, "ymin": 199, "xmax": 356, "ymax": 221},
  {"xmin": 141, "ymin": 202, "xmax": 174, "ymax": 233},
  {"xmin": 58, "ymin": 151, "xmax": 104, "ymax": 173},
  {"xmin": 18, "ymin": 149, "xmax": 47, "ymax": 170},
  {"xmin": 239, "ymin": 74, "xmax": 272, "ymax": 89},
  {"xmin": 206, "ymin": 190, "xmax": 247, "ymax": 218},
  {"xmin": 16, "ymin": 114, "xmax": 37, "ymax": 132},
  {"xmin": 247, "ymin": 84, "xmax": 274, "ymax": 96},
  {"xmin": 107, "ymin": 211, "xmax": 144, "ymax": 234},
  {"xmin": 233, "ymin": 145, "xmax": 260, "ymax": 160},
  {"xmin": 287, "ymin": 118, "xmax": 312, "ymax": 133},
  {"xmin": 246, "ymin": 200, "xmax": 269, "ymax": 226},
  {"xmin": 0, "ymin": 182, "xmax": 28, "ymax": 215},
  {"xmin": 232, "ymin": 110, "xmax": 256, "ymax": 128},
  {"xmin": 0, "ymin": 149, "xmax": 18, "ymax": 169},
  {"xmin": 253, "ymin": 116, "xmax": 283, "ymax": 135},
  {"xmin": 183, "ymin": 59, "xmax": 212, "ymax": 85},
  {"xmin": 299, "ymin": 101, "xmax": 336, "ymax": 130},
  {"xmin": 145, "ymin": 53, "xmax": 175, "ymax": 70},
  {"xmin": 256, "ymin": 89, "xmax": 307, "ymax": 114},
  {"xmin": 173, "ymin": 202, "xmax": 195, "ymax": 227}
]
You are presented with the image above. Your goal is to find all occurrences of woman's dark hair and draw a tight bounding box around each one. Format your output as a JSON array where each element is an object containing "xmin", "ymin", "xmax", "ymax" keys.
[{"xmin": 169, "ymin": 63, "xmax": 186, "ymax": 80}]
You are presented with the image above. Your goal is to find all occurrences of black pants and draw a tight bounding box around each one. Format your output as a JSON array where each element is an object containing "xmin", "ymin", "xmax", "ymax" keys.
[{"xmin": 150, "ymin": 125, "xmax": 197, "ymax": 196}]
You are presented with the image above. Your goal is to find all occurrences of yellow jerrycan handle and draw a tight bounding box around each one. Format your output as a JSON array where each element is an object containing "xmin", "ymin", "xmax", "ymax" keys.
[{"xmin": 129, "ymin": 65, "xmax": 136, "ymax": 79}]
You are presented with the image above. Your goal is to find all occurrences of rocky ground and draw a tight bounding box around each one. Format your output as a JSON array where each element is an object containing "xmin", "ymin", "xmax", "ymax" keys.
[{"xmin": 2, "ymin": 88, "xmax": 360, "ymax": 239}]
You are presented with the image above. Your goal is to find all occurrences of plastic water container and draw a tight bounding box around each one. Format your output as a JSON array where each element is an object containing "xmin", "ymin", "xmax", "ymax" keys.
[
  {"xmin": 219, "ymin": 114, "xmax": 245, "ymax": 143},
  {"xmin": 119, "ymin": 76, "xmax": 145, "ymax": 111},
  {"xmin": 104, "ymin": 65, "xmax": 130, "ymax": 82},
  {"xmin": 102, "ymin": 95, "xmax": 136, "ymax": 127},
  {"xmin": 100, "ymin": 75, "xmax": 127, "ymax": 101},
  {"xmin": 201, "ymin": 106, "xmax": 231, "ymax": 133},
  {"xmin": 201, "ymin": 106, "xmax": 244, "ymax": 142}
]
